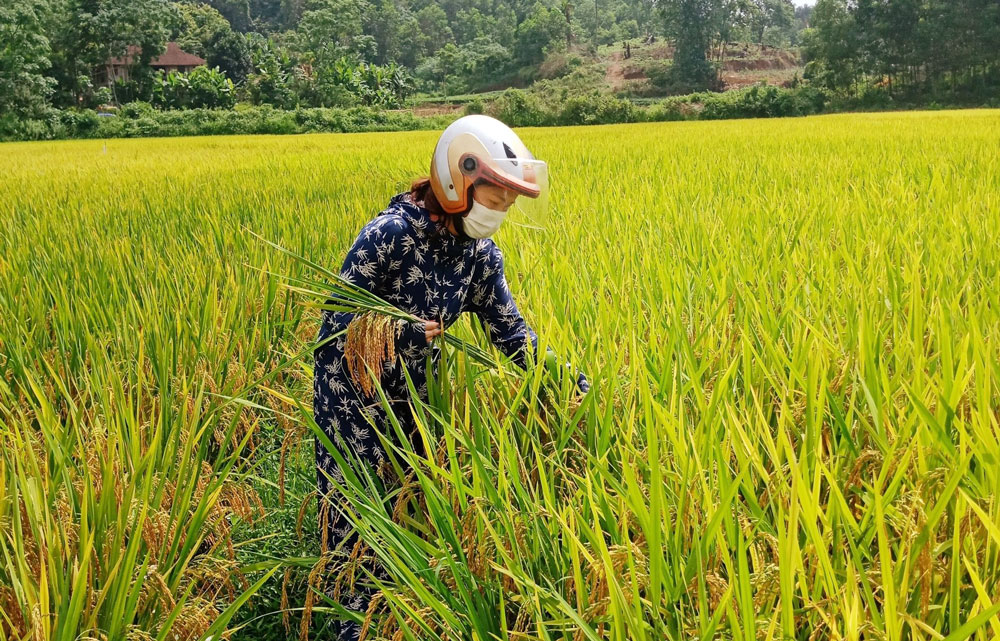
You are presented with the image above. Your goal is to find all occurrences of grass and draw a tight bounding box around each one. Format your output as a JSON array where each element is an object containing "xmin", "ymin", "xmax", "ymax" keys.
[{"xmin": 1, "ymin": 109, "xmax": 1000, "ymax": 640}]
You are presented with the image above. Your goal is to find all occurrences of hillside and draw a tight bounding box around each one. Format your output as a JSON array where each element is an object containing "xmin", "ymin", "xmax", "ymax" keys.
[
  {"xmin": 600, "ymin": 39, "xmax": 802, "ymax": 93},
  {"xmin": 410, "ymin": 38, "xmax": 804, "ymax": 113}
]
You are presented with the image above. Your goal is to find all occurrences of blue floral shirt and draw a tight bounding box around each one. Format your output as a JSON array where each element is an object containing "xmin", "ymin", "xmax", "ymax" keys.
[{"xmin": 313, "ymin": 191, "xmax": 588, "ymax": 471}]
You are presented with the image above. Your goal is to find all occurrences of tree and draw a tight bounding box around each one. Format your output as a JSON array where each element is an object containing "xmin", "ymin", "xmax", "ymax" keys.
[
  {"xmin": 207, "ymin": 29, "xmax": 252, "ymax": 82},
  {"xmin": 363, "ymin": 0, "xmax": 413, "ymax": 65},
  {"xmin": 172, "ymin": 2, "xmax": 253, "ymax": 81},
  {"xmin": 207, "ymin": 0, "xmax": 251, "ymax": 30},
  {"xmin": 416, "ymin": 4, "xmax": 454, "ymax": 58},
  {"xmin": 247, "ymin": 0, "xmax": 292, "ymax": 30},
  {"xmin": 298, "ymin": 0, "xmax": 371, "ymax": 59},
  {"xmin": 0, "ymin": 0, "xmax": 56, "ymax": 118},
  {"xmin": 802, "ymin": 0, "xmax": 860, "ymax": 92},
  {"xmin": 560, "ymin": 0, "xmax": 573, "ymax": 47},
  {"xmin": 416, "ymin": 35, "xmax": 512, "ymax": 93},
  {"xmin": 46, "ymin": 0, "xmax": 180, "ymax": 107},
  {"xmin": 452, "ymin": 7, "xmax": 488, "ymax": 44},
  {"xmin": 462, "ymin": 36, "xmax": 513, "ymax": 88},
  {"xmin": 151, "ymin": 64, "xmax": 235, "ymax": 107},
  {"xmin": 659, "ymin": 0, "xmax": 719, "ymax": 91},
  {"xmin": 243, "ymin": 32, "xmax": 297, "ymax": 106},
  {"xmin": 515, "ymin": 2, "xmax": 565, "ymax": 67},
  {"xmin": 173, "ymin": 2, "xmax": 232, "ymax": 57},
  {"xmin": 750, "ymin": 0, "xmax": 794, "ymax": 46}
]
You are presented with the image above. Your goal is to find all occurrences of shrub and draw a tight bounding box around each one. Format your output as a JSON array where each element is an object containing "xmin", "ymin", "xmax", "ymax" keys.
[
  {"xmin": 486, "ymin": 88, "xmax": 548, "ymax": 127},
  {"xmin": 0, "ymin": 85, "xmax": 835, "ymax": 143},
  {"xmin": 464, "ymin": 97, "xmax": 485, "ymax": 115},
  {"xmin": 644, "ymin": 100, "xmax": 686, "ymax": 122},
  {"xmin": 58, "ymin": 110, "xmax": 100, "ymax": 135},
  {"xmin": 119, "ymin": 101, "xmax": 156, "ymax": 119},
  {"xmin": 647, "ymin": 85, "xmax": 829, "ymax": 122},
  {"xmin": 555, "ymin": 93, "xmax": 638, "ymax": 126}
]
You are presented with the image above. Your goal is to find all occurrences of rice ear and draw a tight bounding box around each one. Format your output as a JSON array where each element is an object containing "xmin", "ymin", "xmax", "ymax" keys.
[{"xmin": 344, "ymin": 312, "xmax": 405, "ymax": 397}]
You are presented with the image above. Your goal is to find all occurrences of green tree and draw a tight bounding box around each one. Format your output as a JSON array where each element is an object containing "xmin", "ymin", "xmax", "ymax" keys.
[
  {"xmin": 659, "ymin": 0, "xmax": 719, "ymax": 91},
  {"xmin": 298, "ymin": 0, "xmax": 370, "ymax": 58},
  {"xmin": 462, "ymin": 36, "xmax": 513, "ymax": 87},
  {"xmin": 453, "ymin": 7, "xmax": 489, "ymax": 44},
  {"xmin": 802, "ymin": 0, "xmax": 999, "ymax": 100},
  {"xmin": 0, "ymin": 0, "xmax": 56, "ymax": 118},
  {"xmin": 248, "ymin": 0, "xmax": 293, "ymax": 29},
  {"xmin": 801, "ymin": 0, "xmax": 858, "ymax": 91},
  {"xmin": 416, "ymin": 4, "xmax": 454, "ymax": 58},
  {"xmin": 751, "ymin": 0, "xmax": 794, "ymax": 45},
  {"xmin": 46, "ymin": 0, "xmax": 180, "ymax": 107},
  {"xmin": 173, "ymin": 2, "xmax": 231, "ymax": 57},
  {"xmin": 173, "ymin": 1, "xmax": 253, "ymax": 80},
  {"xmin": 363, "ymin": 0, "xmax": 415, "ymax": 65},
  {"xmin": 415, "ymin": 35, "xmax": 512, "ymax": 93},
  {"xmin": 515, "ymin": 2, "xmax": 565, "ymax": 67},
  {"xmin": 151, "ymin": 64, "xmax": 235, "ymax": 107},
  {"xmin": 243, "ymin": 31, "xmax": 297, "ymax": 106},
  {"xmin": 207, "ymin": 29, "xmax": 252, "ymax": 82},
  {"xmin": 205, "ymin": 0, "xmax": 251, "ymax": 31}
]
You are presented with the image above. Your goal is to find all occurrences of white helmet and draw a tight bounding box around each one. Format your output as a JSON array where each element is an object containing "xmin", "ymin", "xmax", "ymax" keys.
[{"xmin": 429, "ymin": 115, "xmax": 548, "ymax": 225}]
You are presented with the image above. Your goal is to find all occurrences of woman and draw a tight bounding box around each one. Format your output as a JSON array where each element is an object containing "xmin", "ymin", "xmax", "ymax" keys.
[{"xmin": 312, "ymin": 114, "xmax": 588, "ymax": 641}]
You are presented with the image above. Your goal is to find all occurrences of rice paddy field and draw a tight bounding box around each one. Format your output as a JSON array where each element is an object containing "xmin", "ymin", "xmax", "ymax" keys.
[{"xmin": 2, "ymin": 109, "xmax": 1000, "ymax": 641}]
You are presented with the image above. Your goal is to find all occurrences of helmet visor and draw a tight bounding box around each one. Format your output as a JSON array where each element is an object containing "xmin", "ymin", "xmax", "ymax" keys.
[{"xmin": 487, "ymin": 157, "xmax": 549, "ymax": 231}]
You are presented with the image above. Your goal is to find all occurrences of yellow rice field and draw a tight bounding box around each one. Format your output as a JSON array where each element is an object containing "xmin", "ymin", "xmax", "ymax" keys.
[{"xmin": 2, "ymin": 109, "xmax": 1000, "ymax": 640}]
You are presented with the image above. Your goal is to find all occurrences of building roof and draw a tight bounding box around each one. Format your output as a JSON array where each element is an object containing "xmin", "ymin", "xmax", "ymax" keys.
[{"xmin": 108, "ymin": 42, "xmax": 206, "ymax": 68}]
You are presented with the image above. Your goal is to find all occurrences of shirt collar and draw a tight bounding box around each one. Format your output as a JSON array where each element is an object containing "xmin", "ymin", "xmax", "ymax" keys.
[{"xmin": 385, "ymin": 191, "xmax": 475, "ymax": 252}]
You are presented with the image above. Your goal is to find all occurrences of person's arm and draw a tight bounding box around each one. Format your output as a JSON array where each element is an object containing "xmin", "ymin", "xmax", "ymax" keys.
[
  {"xmin": 467, "ymin": 245, "xmax": 589, "ymax": 394},
  {"xmin": 316, "ymin": 215, "xmax": 428, "ymax": 351}
]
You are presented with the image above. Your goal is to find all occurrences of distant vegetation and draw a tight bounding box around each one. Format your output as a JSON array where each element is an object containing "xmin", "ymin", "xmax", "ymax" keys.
[{"xmin": 1, "ymin": 0, "xmax": 998, "ymax": 141}]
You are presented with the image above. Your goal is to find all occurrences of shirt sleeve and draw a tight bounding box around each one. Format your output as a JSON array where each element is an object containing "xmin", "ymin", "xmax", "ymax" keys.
[
  {"xmin": 467, "ymin": 244, "xmax": 589, "ymax": 393},
  {"xmin": 316, "ymin": 215, "xmax": 426, "ymax": 349}
]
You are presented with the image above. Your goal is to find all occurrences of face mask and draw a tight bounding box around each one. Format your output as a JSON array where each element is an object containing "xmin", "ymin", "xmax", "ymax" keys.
[{"xmin": 461, "ymin": 199, "xmax": 507, "ymax": 238}]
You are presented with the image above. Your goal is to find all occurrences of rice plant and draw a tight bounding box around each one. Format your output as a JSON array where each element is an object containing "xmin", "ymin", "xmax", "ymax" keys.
[{"xmin": 2, "ymin": 109, "xmax": 1000, "ymax": 640}]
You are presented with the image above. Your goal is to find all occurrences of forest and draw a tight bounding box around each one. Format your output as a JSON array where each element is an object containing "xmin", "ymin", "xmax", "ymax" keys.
[{"xmin": 1, "ymin": 0, "xmax": 998, "ymax": 137}]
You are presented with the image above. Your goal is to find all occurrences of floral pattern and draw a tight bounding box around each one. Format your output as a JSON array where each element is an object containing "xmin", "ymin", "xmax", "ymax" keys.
[{"xmin": 312, "ymin": 190, "xmax": 588, "ymax": 640}]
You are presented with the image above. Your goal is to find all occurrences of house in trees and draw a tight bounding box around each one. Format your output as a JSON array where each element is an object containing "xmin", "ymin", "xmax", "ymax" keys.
[{"xmin": 99, "ymin": 42, "xmax": 206, "ymax": 85}]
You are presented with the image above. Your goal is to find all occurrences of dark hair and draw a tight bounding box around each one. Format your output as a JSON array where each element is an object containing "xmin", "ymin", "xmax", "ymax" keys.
[
  {"xmin": 409, "ymin": 176, "xmax": 446, "ymax": 217},
  {"xmin": 410, "ymin": 176, "xmax": 477, "ymax": 218}
]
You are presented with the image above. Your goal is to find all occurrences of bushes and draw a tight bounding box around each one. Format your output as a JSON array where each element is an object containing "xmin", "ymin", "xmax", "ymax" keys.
[
  {"xmin": 118, "ymin": 101, "xmax": 155, "ymax": 119},
  {"xmin": 0, "ymin": 85, "xmax": 833, "ymax": 142},
  {"xmin": 644, "ymin": 85, "xmax": 830, "ymax": 122},
  {"xmin": 481, "ymin": 85, "xmax": 826, "ymax": 128},
  {"xmin": 645, "ymin": 98, "xmax": 689, "ymax": 122},
  {"xmin": 487, "ymin": 88, "xmax": 548, "ymax": 127},
  {"xmin": 485, "ymin": 88, "xmax": 639, "ymax": 127},
  {"xmin": 0, "ymin": 104, "xmax": 456, "ymax": 141},
  {"xmin": 704, "ymin": 85, "xmax": 828, "ymax": 119},
  {"xmin": 57, "ymin": 109, "xmax": 101, "ymax": 135},
  {"xmin": 463, "ymin": 97, "xmax": 485, "ymax": 115},
  {"xmin": 0, "ymin": 113, "xmax": 60, "ymax": 141},
  {"xmin": 555, "ymin": 93, "xmax": 639, "ymax": 125}
]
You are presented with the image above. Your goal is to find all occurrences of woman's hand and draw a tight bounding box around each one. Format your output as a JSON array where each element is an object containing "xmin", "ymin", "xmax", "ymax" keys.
[{"xmin": 422, "ymin": 319, "xmax": 442, "ymax": 343}]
